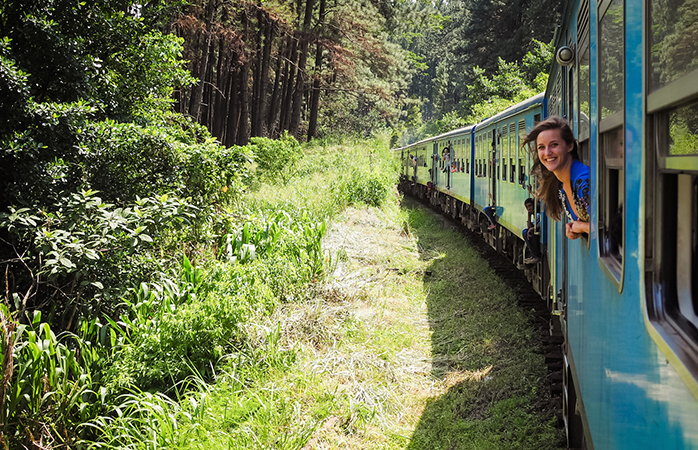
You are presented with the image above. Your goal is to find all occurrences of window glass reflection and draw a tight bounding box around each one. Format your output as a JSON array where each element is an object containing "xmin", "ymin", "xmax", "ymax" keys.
[
  {"xmin": 599, "ymin": 0, "xmax": 624, "ymax": 120},
  {"xmin": 579, "ymin": 45, "xmax": 590, "ymax": 141},
  {"xmin": 669, "ymin": 102, "xmax": 698, "ymax": 156},
  {"xmin": 650, "ymin": 0, "xmax": 698, "ymax": 92}
]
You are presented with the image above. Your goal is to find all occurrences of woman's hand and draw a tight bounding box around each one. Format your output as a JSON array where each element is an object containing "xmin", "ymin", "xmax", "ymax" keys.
[{"xmin": 566, "ymin": 220, "xmax": 589, "ymax": 240}]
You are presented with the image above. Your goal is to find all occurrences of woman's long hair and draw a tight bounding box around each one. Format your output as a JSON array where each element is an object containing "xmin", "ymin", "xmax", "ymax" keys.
[{"xmin": 523, "ymin": 116, "xmax": 579, "ymax": 221}]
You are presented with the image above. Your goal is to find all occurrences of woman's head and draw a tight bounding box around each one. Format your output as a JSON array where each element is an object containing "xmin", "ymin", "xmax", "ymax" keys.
[
  {"xmin": 523, "ymin": 117, "xmax": 579, "ymax": 165},
  {"xmin": 524, "ymin": 117, "xmax": 579, "ymax": 221}
]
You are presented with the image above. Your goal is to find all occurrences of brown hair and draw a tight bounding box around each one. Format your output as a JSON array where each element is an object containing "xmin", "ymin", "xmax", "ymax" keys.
[{"xmin": 522, "ymin": 116, "xmax": 579, "ymax": 221}]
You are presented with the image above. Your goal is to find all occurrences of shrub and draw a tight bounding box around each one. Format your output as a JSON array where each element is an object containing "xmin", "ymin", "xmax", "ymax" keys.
[
  {"xmin": 0, "ymin": 191, "xmax": 197, "ymax": 331},
  {"xmin": 249, "ymin": 132, "xmax": 304, "ymax": 184}
]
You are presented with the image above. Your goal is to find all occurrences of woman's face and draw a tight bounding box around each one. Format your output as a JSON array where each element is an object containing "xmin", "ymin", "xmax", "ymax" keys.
[{"xmin": 536, "ymin": 128, "xmax": 573, "ymax": 174}]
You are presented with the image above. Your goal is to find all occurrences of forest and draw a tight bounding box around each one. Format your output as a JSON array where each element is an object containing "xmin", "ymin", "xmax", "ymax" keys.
[{"xmin": 0, "ymin": 0, "xmax": 561, "ymax": 447}]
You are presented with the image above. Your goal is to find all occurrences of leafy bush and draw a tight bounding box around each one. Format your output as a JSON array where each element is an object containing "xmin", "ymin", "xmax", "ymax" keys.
[
  {"xmin": 249, "ymin": 132, "xmax": 304, "ymax": 184},
  {"xmin": 0, "ymin": 191, "xmax": 197, "ymax": 331},
  {"xmin": 344, "ymin": 169, "xmax": 394, "ymax": 207},
  {"xmin": 104, "ymin": 257, "xmax": 279, "ymax": 391}
]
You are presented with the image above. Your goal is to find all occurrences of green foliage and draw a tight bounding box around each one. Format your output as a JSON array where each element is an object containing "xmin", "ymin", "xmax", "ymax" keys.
[
  {"xmin": 0, "ymin": 306, "xmax": 111, "ymax": 448},
  {"xmin": 0, "ymin": 38, "xmax": 30, "ymax": 134},
  {"xmin": 397, "ymin": 0, "xmax": 560, "ymax": 124},
  {"xmin": 461, "ymin": 41, "xmax": 552, "ymax": 123},
  {"xmin": 0, "ymin": 0, "xmax": 194, "ymax": 119},
  {"xmin": 103, "ymin": 270, "xmax": 250, "ymax": 391},
  {"xmin": 249, "ymin": 132, "xmax": 304, "ymax": 184},
  {"xmin": 0, "ymin": 191, "xmax": 196, "ymax": 330},
  {"xmin": 343, "ymin": 169, "xmax": 395, "ymax": 207}
]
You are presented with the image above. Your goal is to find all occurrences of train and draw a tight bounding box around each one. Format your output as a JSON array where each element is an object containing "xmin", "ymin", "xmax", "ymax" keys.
[{"xmin": 394, "ymin": 0, "xmax": 698, "ymax": 448}]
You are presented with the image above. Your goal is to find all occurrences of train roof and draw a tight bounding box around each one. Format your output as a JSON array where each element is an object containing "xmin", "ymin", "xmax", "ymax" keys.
[
  {"xmin": 393, "ymin": 93, "xmax": 544, "ymax": 151},
  {"xmin": 394, "ymin": 135, "xmax": 436, "ymax": 151},
  {"xmin": 475, "ymin": 92, "xmax": 545, "ymax": 129},
  {"xmin": 436, "ymin": 124, "xmax": 476, "ymax": 141}
]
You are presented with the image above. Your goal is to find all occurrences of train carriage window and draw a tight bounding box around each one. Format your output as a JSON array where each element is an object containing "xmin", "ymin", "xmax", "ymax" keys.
[
  {"xmin": 518, "ymin": 120, "xmax": 526, "ymax": 185},
  {"xmin": 510, "ymin": 123, "xmax": 516, "ymax": 182},
  {"xmin": 466, "ymin": 136, "xmax": 470, "ymax": 173},
  {"xmin": 477, "ymin": 135, "xmax": 483, "ymax": 177},
  {"xmin": 475, "ymin": 135, "xmax": 479, "ymax": 176},
  {"xmin": 492, "ymin": 128, "xmax": 502, "ymax": 179},
  {"xmin": 649, "ymin": 0, "xmax": 698, "ymax": 94},
  {"xmin": 503, "ymin": 126, "xmax": 509, "ymax": 181},
  {"xmin": 549, "ymin": 71, "xmax": 562, "ymax": 118},
  {"xmin": 458, "ymin": 138, "xmax": 462, "ymax": 168},
  {"xmin": 646, "ymin": 0, "xmax": 698, "ymax": 375},
  {"xmin": 476, "ymin": 135, "xmax": 480, "ymax": 176},
  {"xmin": 488, "ymin": 130, "xmax": 493, "ymax": 179},
  {"xmin": 474, "ymin": 136, "xmax": 478, "ymax": 176},
  {"xmin": 598, "ymin": 0, "xmax": 625, "ymax": 284},
  {"xmin": 578, "ymin": 0, "xmax": 591, "ymax": 165}
]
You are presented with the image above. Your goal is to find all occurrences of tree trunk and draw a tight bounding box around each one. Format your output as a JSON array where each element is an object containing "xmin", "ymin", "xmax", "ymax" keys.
[
  {"xmin": 188, "ymin": 0, "xmax": 217, "ymax": 121},
  {"xmin": 201, "ymin": 42, "xmax": 215, "ymax": 129},
  {"xmin": 212, "ymin": 36, "xmax": 228, "ymax": 140},
  {"xmin": 289, "ymin": 0, "xmax": 315, "ymax": 138},
  {"xmin": 224, "ymin": 61, "xmax": 240, "ymax": 147},
  {"xmin": 278, "ymin": 36, "xmax": 298, "ymax": 136},
  {"xmin": 236, "ymin": 9, "xmax": 251, "ymax": 145},
  {"xmin": 256, "ymin": 17, "xmax": 273, "ymax": 136},
  {"xmin": 266, "ymin": 36, "xmax": 287, "ymax": 137},
  {"xmin": 306, "ymin": 0, "xmax": 326, "ymax": 141}
]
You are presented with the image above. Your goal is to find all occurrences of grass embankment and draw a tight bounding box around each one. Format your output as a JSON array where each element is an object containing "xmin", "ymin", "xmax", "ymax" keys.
[
  {"xmin": 22, "ymin": 134, "xmax": 559, "ymax": 448},
  {"xmin": 111, "ymin": 175, "xmax": 560, "ymax": 447},
  {"xmin": 167, "ymin": 198, "xmax": 562, "ymax": 449}
]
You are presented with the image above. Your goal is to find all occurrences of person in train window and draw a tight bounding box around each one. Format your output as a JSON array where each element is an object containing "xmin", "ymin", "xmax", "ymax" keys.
[
  {"xmin": 524, "ymin": 117, "xmax": 590, "ymax": 240},
  {"xmin": 442, "ymin": 146, "xmax": 451, "ymax": 173},
  {"xmin": 523, "ymin": 198, "xmax": 541, "ymax": 264}
]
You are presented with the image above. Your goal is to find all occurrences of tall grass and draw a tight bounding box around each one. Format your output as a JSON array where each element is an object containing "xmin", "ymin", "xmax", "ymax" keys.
[{"xmin": 56, "ymin": 133, "xmax": 402, "ymax": 448}]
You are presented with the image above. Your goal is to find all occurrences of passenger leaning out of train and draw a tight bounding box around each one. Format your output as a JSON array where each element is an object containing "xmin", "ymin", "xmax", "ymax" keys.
[
  {"xmin": 523, "ymin": 198, "xmax": 541, "ymax": 264},
  {"xmin": 524, "ymin": 117, "xmax": 590, "ymax": 240}
]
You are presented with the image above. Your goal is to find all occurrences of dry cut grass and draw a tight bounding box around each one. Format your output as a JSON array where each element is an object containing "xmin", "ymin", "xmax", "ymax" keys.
[{"xmin": 255, "ymin": 204, "xmax": 503, "ymax": 449}]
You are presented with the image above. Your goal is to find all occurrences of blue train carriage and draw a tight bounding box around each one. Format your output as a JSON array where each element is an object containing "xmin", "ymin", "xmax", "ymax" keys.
[
  {"xmin": 469, "ymin": 94, "xmax": 547, "ymax": 274},
  {"xmin": 548, "ymin": 0, "xmax": 698, "ymax": 448},
  {"xmin": 419, "ymin": 126, "xmax": 474, "ymax": 222},
  {"xmin": 396, "ymin": 136, "xmax": 437, "ymax": 200},
  {"xmin": 431, "ymin": 125, "xmax": 475, "ymax": 198}
]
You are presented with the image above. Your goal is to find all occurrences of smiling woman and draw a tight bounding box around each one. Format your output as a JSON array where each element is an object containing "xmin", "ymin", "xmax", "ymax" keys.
[{"xmin": 524, "ymin": 116, "xmax": 591, "ymax": 239}]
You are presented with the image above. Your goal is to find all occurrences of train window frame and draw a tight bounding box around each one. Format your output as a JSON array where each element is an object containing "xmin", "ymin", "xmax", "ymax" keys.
[
  {"xmin": 597, "ymin": 0, "xmax": 625, "ymax": 290},
  {"xmin": 502, "ymin": 125, "xmax": 509, "ymax": 181},
  {"xmin": 516, "ymin": 118, "xmax": 528, "ymax": 187},
  {"xmin": 577, "ymin": 0, "xmax": 591, "ymax": 166},
  {"xmin": 486, "ymin": 130, "xmax": 491, "ymax": 179},
  {"xmin": 645, "ymin": 0, "xmax": 698, "ymax": 397},
  {"xmin": 466, "ymin": 136, "xmax": 471, "ymax": 173},
  {"xmin": 476, "ymin": 134, "xmax": 481, "ymax": 176},
  {"xmin": 509, "ymin": 122, "xmax": 518, "ymax": 184}
]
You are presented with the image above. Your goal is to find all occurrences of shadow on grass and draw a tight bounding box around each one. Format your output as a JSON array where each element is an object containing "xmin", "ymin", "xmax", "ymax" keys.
[{"xmin": 400, "ymin": 198, "xmax": 562, "ymax": 450}]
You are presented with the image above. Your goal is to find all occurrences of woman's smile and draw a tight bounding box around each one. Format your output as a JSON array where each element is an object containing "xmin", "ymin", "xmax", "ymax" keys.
[{"xmin": 537, "ymin": 129, "xmax": 573, "ymax": 173}]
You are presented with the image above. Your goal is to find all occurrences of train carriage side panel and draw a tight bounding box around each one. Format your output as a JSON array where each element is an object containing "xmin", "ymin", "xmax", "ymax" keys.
[
  {"xmin": 549, "ymin": 0, "xmax": 698, "ymax": 448},
  {"xmin": 472, "ymin": 95, "xmax": 545, "ymax": 238}
]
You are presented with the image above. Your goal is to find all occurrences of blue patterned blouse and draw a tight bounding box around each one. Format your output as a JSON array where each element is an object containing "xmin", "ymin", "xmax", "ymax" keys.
[{"xmin": 558, "ymin": 159, "xmax": 590, "ymax": 222}]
